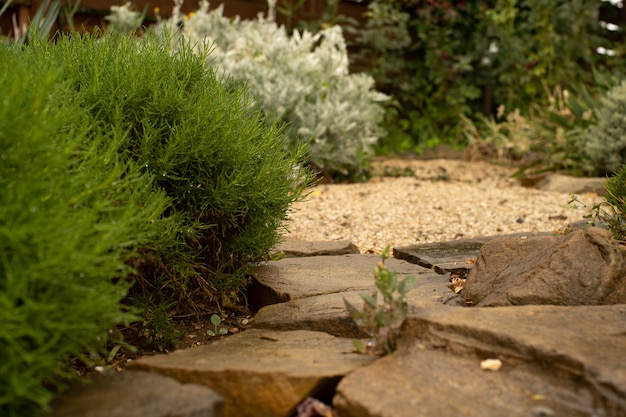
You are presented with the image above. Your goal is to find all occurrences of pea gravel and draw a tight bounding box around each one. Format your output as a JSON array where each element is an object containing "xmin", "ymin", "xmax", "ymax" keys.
[{"xmin": 284, "ymin": 158, "xmax": 603, "ymax": 254}]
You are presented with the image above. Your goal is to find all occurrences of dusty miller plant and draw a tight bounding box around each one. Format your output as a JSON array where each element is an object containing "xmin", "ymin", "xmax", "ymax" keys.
[
  {"xmin": 105, "ymin": 2, "xmax": 144, "ymax": 34},
  {"xmin": 344, "ymin": 247, "xmax": 415, "ymax": 356},
  {"xmin": 152, "ymin": 0, "xmax": 388, "ymax": 176}
]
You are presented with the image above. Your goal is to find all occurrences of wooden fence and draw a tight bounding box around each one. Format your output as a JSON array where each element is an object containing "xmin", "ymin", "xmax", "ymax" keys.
[{"xmin": 0, "ymin": 0, "xmax": 367, "ymax": 39}]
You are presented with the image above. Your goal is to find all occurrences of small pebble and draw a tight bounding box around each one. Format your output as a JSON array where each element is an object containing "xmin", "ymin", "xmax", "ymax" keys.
[{"xmin": 480, "ymin": 358, "xmax": 502, "ymax": 371}]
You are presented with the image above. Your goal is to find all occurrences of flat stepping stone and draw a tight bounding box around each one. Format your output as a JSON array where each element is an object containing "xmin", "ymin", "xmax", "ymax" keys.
[
  {"xmin": 251, "ymin": 273, "xmax": 457, "ymax": 338},
  {"xmin": 334, "ymin": 303, "xmax": 626, "ymax": 417},
  {"xmin": 246, "ymin": 254, "xmax": 438, "ymax": 310},
  {"xmin": 129, "ymin": 329, "xmax": 376, "ymax": 417},
  {"xmin": 393, "ymin": 233, "xmax": 549, "ymax": 274},
  {"xmin": 273, "ymin": 237, "xmax": 360, "ymax": 257},
  {"xmin": 48, "ymin": 370, "xmax": 223, "ymax": 417}
]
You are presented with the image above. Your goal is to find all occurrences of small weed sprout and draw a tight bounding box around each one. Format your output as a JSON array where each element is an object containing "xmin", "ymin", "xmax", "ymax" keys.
[
  {"xmin": 207, "ymin": 314, "xmax": 228, "ymax": 337},
  {"xmin": 344, "ymin": 247, "xmax": 415, "ymax": 356}
]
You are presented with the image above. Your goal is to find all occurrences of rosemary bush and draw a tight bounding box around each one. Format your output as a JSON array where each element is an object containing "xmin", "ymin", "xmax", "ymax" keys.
[
  {"xmin": 1, "ymin": 30, "xmax": 311, "ymax": 415},
  {"xmin": 49, "ymin": 32, "xmax": 310, "ymax": 303},
  {"xmin": 151, "ymin": 0, "xmax": 387, "ymax": 176},
  {"xmin": 0, "ymin": 42, "xmax": 166, "ymax": 416}
]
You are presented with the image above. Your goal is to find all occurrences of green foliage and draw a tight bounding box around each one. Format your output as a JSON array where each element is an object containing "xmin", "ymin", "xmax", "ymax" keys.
[
  {"xmin": 344, "ymin": 248, "xmax": 415, "ymax": 356},
  {"xmin": 349, "ymin": 0, "xmax": 485, "ymax": 152},
  {"xmin": 0, "ymin": 42, "xmax": 165, "ymax": 416},
  {"xmin": 1, "ymin": 30, "xmax": 311, "ymax": 415},
  {"xmin": 462, "ymin": 83, "xmax": 599, "ymax": 176},
  {"xmin": 580, "ymin": 81, "xmax": 626, "ymax": 176},
  {"xmin": 148, "ymin": 0, "xmax": 387, "ymax": 176},
  {"xmin": 604, "ymin": 166, "xmax": 626, "ymax": 241},
  {"xmin": 43, "ymin": 31, "xmax": 311, "ymax": 306},
  {"xmin": 569, "ymin": 166, "xmax": 626, "ymax": 241},
  {"xmin": 484, "ymin": 0, "xmax": 606, "ymax": 109},
  {"xmin": 344, "ymin": 0, "xmax": 620, "ymax": 155}
]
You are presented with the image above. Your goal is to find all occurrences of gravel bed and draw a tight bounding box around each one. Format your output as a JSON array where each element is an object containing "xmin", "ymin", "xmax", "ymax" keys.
[{"xmin": 283, "ymin": 158, "xmax": 603, "ymax": 253}]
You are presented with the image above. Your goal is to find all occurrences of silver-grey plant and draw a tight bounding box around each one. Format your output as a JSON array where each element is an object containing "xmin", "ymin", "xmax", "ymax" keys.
[
  {"xmin": 580, "ymin": 80, "xmax": 626, "ymax": 175},
  {"xmin": 151, "ymin": 0, "xmax": 388, "ymax": 175}
]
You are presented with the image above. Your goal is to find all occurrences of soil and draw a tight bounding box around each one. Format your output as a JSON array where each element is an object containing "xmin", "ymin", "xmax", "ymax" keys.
[{"xmin": 70, "ymin": 305, "xmax": 254, "ymax": 377}]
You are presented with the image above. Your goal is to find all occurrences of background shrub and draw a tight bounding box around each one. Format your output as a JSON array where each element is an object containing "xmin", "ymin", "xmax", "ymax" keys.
[
  {"xmin": 342, "ymin": 0, "xmax": 622, "ymax": 155},
  {"xmin": 580, "ymin": 80, "xmax": 626, "ymax": 176}
]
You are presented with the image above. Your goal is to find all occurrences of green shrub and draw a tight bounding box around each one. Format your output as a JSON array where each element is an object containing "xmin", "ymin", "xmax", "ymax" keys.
[
  {"xmin": 57, "ymin": 32, "xmax": 309, "ymax": 303},
  {"xmin": 570, "ymin": 165, "xmax": 626, "ymax": 241},
  {"xmin": 148, "ymin": 0, "xmax": 387, "ymax": 176},
  {"xmin": 1, "ymin": 30, "xmax": 311, "ymax": 415},
  {"xmin": 0, "ymin": 43, "xmax": 167, "ymax": 416},
  {"xmin": 604, "ymin": 165, "xmax": 626, "ymax": 241},
  {"xmin": 580, "ymin": 81, "xmax": 626, "ymax": 176}
]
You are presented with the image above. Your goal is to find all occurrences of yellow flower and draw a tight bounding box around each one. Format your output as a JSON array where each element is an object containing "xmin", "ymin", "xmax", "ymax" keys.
[{"xmin": 154, "ymin": 7, "xmax": 160, "ymax": 13}]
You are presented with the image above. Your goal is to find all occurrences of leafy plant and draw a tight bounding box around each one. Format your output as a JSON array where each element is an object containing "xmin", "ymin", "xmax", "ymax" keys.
[
  {"xmin": 339, "ymin": 0, "xmax": 622, "ymax": 156},
  {"xmin": 206, "ymin": 314, "xmax": 228, "ymax": 337},
  {"xmin": 604, "ymin": 166, "xmax": 626, "ymax": 241},
  {"xmin": 344, "ymin": 248, "xmax": 415, "ymax": 356},
  {"xmin": 149, "ymin": 0, "xmax": 388, "ymax": 177},
  {"xmin": 46, "ymin": 30, "xmax": 311, "ymax": 309}
]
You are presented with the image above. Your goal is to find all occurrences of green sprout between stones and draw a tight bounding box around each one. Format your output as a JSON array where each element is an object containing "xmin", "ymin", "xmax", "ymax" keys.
[
  {"xmin": 344, "ymin": 247, "xmax": 415, "ymax": 356},
  {"xmin": 206, "ymin": 314, "xmax": 228, "ymax": 337}
]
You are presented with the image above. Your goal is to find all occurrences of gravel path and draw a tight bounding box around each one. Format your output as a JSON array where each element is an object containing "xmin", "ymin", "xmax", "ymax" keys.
[{"xmin": 284, "ymin": 158, "xmax": 603, "ymax": 253}]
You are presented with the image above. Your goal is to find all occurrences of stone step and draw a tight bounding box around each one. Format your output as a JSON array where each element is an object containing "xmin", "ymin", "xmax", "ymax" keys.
[{"xmin": 48, "ymin": 236, "xmax": 626, "ymax": 417}]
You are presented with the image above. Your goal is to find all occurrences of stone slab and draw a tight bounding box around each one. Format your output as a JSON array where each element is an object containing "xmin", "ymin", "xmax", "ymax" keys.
[
  {"xmin": 48, "ymin": 370, "xmax": 223, "ymax": 417},
  {"xmin": 393, "ymin": 233, "xmax": 552, "ymax": 274},
  {"xmin": 335, "ymin": 303, "xmax": 626, "ymax": 417},
  {"xmin": 129, "ymin": 329, "xmax": 376, "ymax": 417},
  {"xmin": 334, "ymin": 347, "xmax": 603, "ymax": 417},
  {"xmin": 251, "ymin": 273, "xmax": 458, "ymax": 338},
  {"xmin": 246, "ymin": 254, "xmax": 435, "ymax": 311},
  {"xmin": 273, "ymin": 237, "xmax": 360, "ymax": 257}
]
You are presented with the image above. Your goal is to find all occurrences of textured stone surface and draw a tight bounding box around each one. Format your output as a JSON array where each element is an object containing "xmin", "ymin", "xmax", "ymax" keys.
[
  {"xmin": 251, "ymin": 273, "xmax": 457, "ymax": 337},
  {"xmin": 463, "ymin": 227, "xmax": 626, "ymax": 306},
  {"xmin": 246, "ymin": 254, "xmax": 433, "ymax": 311},
  {"xmin": 393, "ymin": 232, "xmax": 549, "ymax": 274},
  {"xmin": 129, "ymin": 329, "xmax": 376, "ymax": 417},
  {"xmin": 335, "ymin": 303, "xmax": 626, "ymax": 417},
  {"xmin": 273, "ymin": 237, "xmax": 360, "ymax": 257},
  {"xmin": 48, "ymin": 370, "xmax": 223, "ymax": 417},
  {"xmin": 49, "ymin": 237, "xmax": 626, "ymax": 417},
  {"xmin": 394, "ymin": 236, "xmax": 491, "ymax": 274}
]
